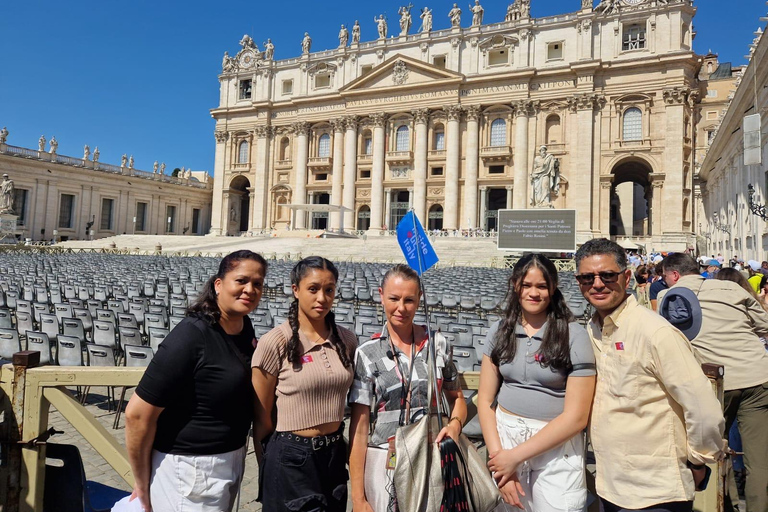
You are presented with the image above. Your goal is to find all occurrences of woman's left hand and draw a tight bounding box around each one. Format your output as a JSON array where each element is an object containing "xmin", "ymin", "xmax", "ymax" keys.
[
  {"xmin": 434, "ymin": 420, "xmax": 462, "ymax": 444},
  {"xmin": 487, "ymin": 448, "xmax": 521, "ymax": 488}
]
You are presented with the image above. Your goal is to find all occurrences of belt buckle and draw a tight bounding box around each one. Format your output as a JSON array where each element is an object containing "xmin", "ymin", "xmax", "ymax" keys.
[{"xmin": 311, "ymin": 436, "xmax": 325, "ymax": 451}]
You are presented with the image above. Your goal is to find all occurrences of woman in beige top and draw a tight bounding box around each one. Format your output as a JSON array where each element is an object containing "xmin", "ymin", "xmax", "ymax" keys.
[{"xmin": 252, "ymin": 256, "xmax": 357, "ymax": 512}]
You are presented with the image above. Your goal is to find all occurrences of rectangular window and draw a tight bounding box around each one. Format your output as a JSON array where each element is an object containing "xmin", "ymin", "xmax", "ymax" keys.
[
  {"xmin": 489, "ymin": 165, "xmax": 505, "ymax": 174},
  {"xmin": 239, "ymin": 80, "xmax": 252, "ymax": 100},
  {"xmin": 622, "ymin": 25, "xmax": 646, "ymax": 51},
  {"xmin": 547, "ymin": 42, "xmax": 563, "ymax": 61},
  {"xmin": 135, "ymin": 202, "xmax": 147, "ymax": 232},
  {"xmin": 58, "ymin": 194, "xmax": 75, "ymax": 229},
  {"xmin": 431, "ymin": 167, "xmax": 444, "ymax": 177},
  {"xmin": 282, "ymin": 80, "xmax": 293, "ymax": 95},
  {"xmin": 315, "ymin": 74, "xmax": 331, "ymax": 88},
  {"xmin": 166, "ymin": 205, "xmax": 176, "ymax": 233},
  {"xmin": 433, "ymin": 55, "xmax": 446, "ymax": 68},
  {"xmin": 192, "ymin": 208, "xmax": 201, "ymax": 234},
  {"xmin": 316, "ymin": 173, "xmax": 328, "ymax": 181},
  {"xmin": 360, "ymin": 169, "xmax": 371, "ymax": 179},
  {"xmin": 364, "ymin": 137, "xmax": 373, "ymax": 155},
  {"xmin": 434, "ymin": 132, "xmax": 445, "ymax": 151},
  {"xmin": 100, "ymin": 198, "xmax": 114, "ymax": 230},
  {"xmin": 13, "ymin": 188, "xmax": 27, "ymax": 226},
  {"xmin": 706, "ymin": 90, "xmax": 718, "ymax": 98},
  {"xmin": 488, "ymin": 49, "xmax": 507, "ymax": 66}
]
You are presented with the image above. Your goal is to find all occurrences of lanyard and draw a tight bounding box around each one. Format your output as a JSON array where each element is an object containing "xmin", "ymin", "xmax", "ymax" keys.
[{"xmin": 386, "ymin": 324, "xmax": 418, "ymax": 426}]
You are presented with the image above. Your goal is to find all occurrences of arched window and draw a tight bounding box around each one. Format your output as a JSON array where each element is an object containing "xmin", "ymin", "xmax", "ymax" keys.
[
  {"xmin": 238, "ymin": 141, "xmax": 249, "ymax": 163},
  {"xmin": 357, "ymin": 205, "xmax": 371, "ymax": 231},
  {"xmin": 396, "ymin": 125, "xmax": 409, "ymax": 151},
  {"xmin": 490, "ymin": 118, "xmax": 506, "ymax": 147},
  {"xmin": 545, "ymin": 115, "xmax": 561, "ymax": 144},
  {"xmin": 318, "ymin": 133, "xmax": 331, "ymax": 158},
  {"xmin": 623, "ymin": 107, "xmax": 643, "ymax": 141},
  {"xmin": 433, "ymin": 124, "xmax": 445, "ymax": 150},
  {"xmin": 279, "ymin": 137, "xmax": 290, "ymax": 161},
  {"xmin": 428, "ymin": 204, "xmax": 444, "ymax": 231}
]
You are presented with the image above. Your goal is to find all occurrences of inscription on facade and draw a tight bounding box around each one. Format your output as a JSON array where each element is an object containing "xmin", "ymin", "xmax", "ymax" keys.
[{"xmin": 347, "ymin": 90, "xmax": 455, "ymax": 107}]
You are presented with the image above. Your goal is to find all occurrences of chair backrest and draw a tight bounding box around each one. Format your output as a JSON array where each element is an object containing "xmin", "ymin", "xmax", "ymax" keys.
[
  {"xmin": 54, "ymin": 304, "xmax": 73, "ymax": 324},
  {"xmin": 118, "ymin": 326, "xmax": 142, "ymax": 347},
  {"xmin": 56, "ymin": 335, "xmax": 84, "ymax": 366},
  {"xmin": 16, "ymin": 300, "xmax": 32, "ymax": 316},
  {"xmin": 72, "ymin": 308, "xmax": 93, "ymax": 333},
  {"xmin": 61, "ymin": 318, "xmax": 86, "ymax": 343},
  {"xmin": 123, "ymin": 344, "xmax": 154, "ymax": 367},
  {"xmin": 0, "ymin": 328, "xmax": 21, "ymax": 359},
  {"xmin": 86, "ymin": 343, "xmax": 116, "ymax": 367},
  {"xmin": 117, "ymin": 313, "xmax": 138, "ymax": 329},
  {"xmin": 169, "ymin": 315, "xmax": 185, "ymax": 330},
  {"xmin": 5, "ymin": 290, "xmax": 18, "ymax": 309},
  {"xmin": 25, "ymin": 331, "xmax": 52, "ymax": 365},
  {"xmin": 0, "ymin": 308, "xmax": 12, "ymax": 329},
  {"xmin": 43, "ymin": 443, "xmax": 91, "ymax": 512},
  {"xmin": 148, "ymin": 327, "xmax": 169, "ymax": 353},
  {"xmin": 15, "ymin": 310, "xmax": 34, "ymax": 336},
  {"xmin": 39, "ymin": 313, "xmax": 60, "ymax": 341},
  {"xmin": 144, "ymin": 314, "xmax": 165, "ymax": 330},
  {"xmin": 95, "ymin": 309, "xmax": 116, "ymax": 326},
  {"xmin": 92, "ymin": 320, "xmax": 117, "ymax": 349}
]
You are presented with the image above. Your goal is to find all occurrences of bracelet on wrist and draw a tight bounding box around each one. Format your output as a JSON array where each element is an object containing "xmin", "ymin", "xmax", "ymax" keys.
[{"xmin": 449, "ymin": 416, "xmax": 463, "ymax": 429}]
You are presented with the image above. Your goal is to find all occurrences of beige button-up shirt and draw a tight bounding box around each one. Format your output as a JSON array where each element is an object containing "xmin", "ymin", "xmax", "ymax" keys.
[{"xmin": 588, "ymin": 295, "xmax": 725, "ymax": 508}]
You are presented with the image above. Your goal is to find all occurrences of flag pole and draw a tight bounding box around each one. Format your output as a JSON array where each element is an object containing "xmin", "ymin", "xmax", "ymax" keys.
[{"xmin": 409, "ymin": 208, "xmax": 444, "ymax": 430}]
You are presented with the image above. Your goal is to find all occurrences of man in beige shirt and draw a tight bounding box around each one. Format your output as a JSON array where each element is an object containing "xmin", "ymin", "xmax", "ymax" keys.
[
  {"xmin": 660, "ymin": 253, "xmax": 768, "ymax": 512},
  {"xmin": 575, "ymin": 238, "xmax": 724, "ymax": 512}
]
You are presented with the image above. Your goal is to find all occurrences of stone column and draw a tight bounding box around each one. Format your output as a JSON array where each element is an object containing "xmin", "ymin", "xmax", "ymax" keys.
[
  {"xmin": 330, "ymin": 119, "xmax": 345, "ymax": 230},
  {"xmin": 569, "ymin": 94, "xmax": 600, "ymax": 233},
  {"xmin": 444, "ymin": 105, "xmax": 463, "ymax": 230},
  {"xmin": 479, "ymin": 186, "xmax": 488, "ymax": 230},
  {"xmin": 252, "ymin": 125, "xmax": 273, "ymax": 231},
  {"xmin": 651, "ymin": 175, "xmax": 664, "ymax": 238},
  {"xmin": 292, "ymin": 122, "xmax": 310, "ymax": 229},
  {"xmin": 661, "ymin": 88, "xmax": 687, "ymax": 234},
  {"xmin": 308, "ymin": 191, "xmax": 315, "ymax": 229},
  {"xmin": 512, "ymin": 100, "xmax": 533, "ymax": 209},
  {"xmin": 342, "ymin": 116, "xmax": 359, "ymax": 228},
  {"xmin": 384, "ymin": 188, "xmax": 392, "ymax": 229},
  {"xmin": 370, "ymin": 113, "xmax": 388, "ymax": 230},
  {"xmin": 210, "ymin": 131, "xmax": 229, "ymax": 235},
  {"xmin": 599, "ymin": 178, "xmax": 612, "ymax": 236},
  {"xmin": 412, "ymin": 109, "xmax": 429, "ymax": 223},
  {"xmin": 463, "ymin": 106, "xmax": 480, "ymax": 229},
  {"xmin": 221, "ymin": 192, "xmax": 232, "ymax": 235},
  {"xmin": 407, "ymin": 187, "xmax": 413, "ymax": 209},
  {"xmin": 246, "ymin": 186, "xmax": 256, "ymax": 232},
  {"xmin": 506, "ymin": 185, "xmax": 513, "ymax": 209}
]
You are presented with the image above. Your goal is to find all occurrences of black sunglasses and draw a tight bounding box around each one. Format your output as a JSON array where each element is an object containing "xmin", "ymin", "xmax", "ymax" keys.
[{"xmin": 574, "ymin": 271, "xmax": 623, "ymax": 285}]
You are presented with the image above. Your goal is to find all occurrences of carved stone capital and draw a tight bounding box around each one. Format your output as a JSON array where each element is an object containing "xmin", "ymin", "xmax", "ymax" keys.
[
  {"xmin": 343, "ymin": 115, "xmax": 359, "ymax": 131},
  {"xmin": 412, "ymin": 108, "xmax": 430, "ymax": 124},
  {"xmin": 369, "ymin": 113, "xmax": 388, "ymax": 128},
  {"xmin": 254, "ymin": 125, "xmax": 275, "ymax": 138},
  {"xmin": 330, "ymin": 118, "xmax": 346, "ymax": 132},
  {"xmin": 663, "ymin": 87, "xmax": 690, "ymax": 106},
  {"xmin": 214, "ymin": 131, "xmax": 229, "ymax": 143},
  {"xmin": 567, "ymin": 93, "xmax": 605, "ymax": 112},
  {"xmin": 291, "ymin": 121, "xmax": 310, "ymax": 136},
  {"xmin": 512, "ymin": 99, "xmax": 537, "ymax": 117},
  {"xmin": 451, "ymin": 37, "xmax": 462, "ymax": 48},
  {"xmin": 520, "ymin": 29, "xmax": 531, "ymax": 41},
  {"xmin": 464, "ymin": 105, "xmax": 481, "ymax": 121},
  {"xmin": 444, "ymin": 105, "xmax": 463, "ymax": 121},
  {"xmin": 687, "ymin": 89, "xmax": 701, "ymax": 107}
]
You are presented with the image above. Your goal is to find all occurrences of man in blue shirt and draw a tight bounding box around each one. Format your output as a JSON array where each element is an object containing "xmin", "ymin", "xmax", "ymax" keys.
[{"xmin": 700, "ymin": 259, "xmax": 721, "ymax": 279}]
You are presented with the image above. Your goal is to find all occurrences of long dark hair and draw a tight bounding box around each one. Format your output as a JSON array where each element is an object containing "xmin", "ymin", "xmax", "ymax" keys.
[
  {"xmin": 286, "ymin": 256, "xmax": 351, "ymax": 368},
  {"xmin": 491, "ymin": 254, "xmax": 574, "ymax": 371},
  {"xmin": 187, "ymin": 250, "xmax": 268, "ymax": 324}
]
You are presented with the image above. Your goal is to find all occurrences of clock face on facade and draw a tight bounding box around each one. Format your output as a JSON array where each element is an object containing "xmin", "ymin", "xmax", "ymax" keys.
[{"xmin": 239, "ymin": 50, "xmax": 255, "ymax": 68}]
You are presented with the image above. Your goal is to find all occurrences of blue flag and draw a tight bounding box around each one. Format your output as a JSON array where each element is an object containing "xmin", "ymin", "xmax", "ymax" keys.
[{"xmin": 396, "ymin": 211, "xmax": 439, "ymax": 275}]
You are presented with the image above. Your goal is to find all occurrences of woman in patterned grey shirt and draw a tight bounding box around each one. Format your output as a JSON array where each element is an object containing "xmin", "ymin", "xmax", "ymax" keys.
[{"xmin": 348, "ymin": 264, "xmax": 467, "ymax": 512}]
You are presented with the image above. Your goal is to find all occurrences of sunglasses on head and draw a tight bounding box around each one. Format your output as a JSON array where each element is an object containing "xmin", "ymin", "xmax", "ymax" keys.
[{"xmin": 574, "ymin": 271, "xmax": 623, "ymax": 285}]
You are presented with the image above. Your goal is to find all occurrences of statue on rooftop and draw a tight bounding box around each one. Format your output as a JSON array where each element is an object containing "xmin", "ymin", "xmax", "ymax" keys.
[
  {"xmin": 374, "ymin": 14, "xmax": 388, "ymax": 39},
  {"xmin": 0, "ymin": 127, "xmax": 8, "ymax": 144},
  {"xmin": 398, "ymin": 4, "xmax": 414, "ymax": 36},
  {"xmin": 519, "ymin": 0, "xmax": 530, "ymax": 18},
  {"xmin": 160, "ymin": 162, "xmax": 166, "ymax": 174},
  {"xmin": 448, "ymin": 3, "xmax": 462, "ymax": 28},
  {"xmin": 470, "ymin": 0, "xmax": 484, "ymax": 26},
  {"xmin": 0, "ymin": 174, "xmax": 15, "ymax": 215},
  {"xmin": 595, "ymin": 0, "xmax": 619, "ymax": 14},
  {"xmin": 419, "ymin": 7, "xmax": 433, "ymax": 32},
  {"xmin": 264, "ymin": 39, "xmax": 275, "ymax": 60},
  {"xmin": 83, "ymin": 144, "xmax": 90, "ymax": 161},
  {"xmin": 121, "ymin": 154, "xmax": 127, "ymax": 167},
  {"xmin": 338, "ymin": 25, "xmax": 349, "ymax": 47},
  {"xmin": 301, "ymin": 32, "xmax": 312, "ymax": 54},
  {"xmin": 239, "ymin": 34, "xmax": 256, "ymax": 50},
  {"xmin": 129, "ymin": 155, "xmax": 134, "ymax": 169},
  {"xmin": 352, "ymin": 20, "xmax": 361, "ymax": 44},
  {"xmin": 49, "ymin": 136, "xmax": 58, "ymax": 154},
  {"xmin": 93, "ymin": 146, "xmax": 99, "ymax": 162},
  {"xmin": 582, "ymin": 0, "xmax": 593, "ymax": 9},
  {"xmin": 38, "ymin": 135, "xmax": 46, "ymax": 152},
  {"xmin": 153, "ymin": 161, "xmax": 159, "ymax": 174},
  {"xmin": 222, "ymin": 51, "xmax": 236, "ymax": 72}
]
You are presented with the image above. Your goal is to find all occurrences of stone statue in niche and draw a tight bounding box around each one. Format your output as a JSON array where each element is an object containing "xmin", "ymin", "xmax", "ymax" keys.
[
  {"xmin": 530, "ymin": 145, "xmax": 560, "ymax": 208},
  {"xmin": 374, "ymin": 14, "xmax": 387, "ymax": 39},
  {"xmin": 398, "ymin": 4, "xmax": 414, "ymax": 35},
  {"xmin": 419, "ymin": 7, "xmax": 433, "ymax": 32},
  {"xmin": 352, "ymin": 20, "xmax": 361, "ymax": 44},
  {"xmin": 470, "ymin": 0, "xmax": 484, "ymax": 26},
  {"xmin": 448, "ymin": 3, "xmax": 462, "ymax": 27},
  {"xmin": 338, "ymin": 25, "xmax": 349, "ymax": 47},
  {"xmin": 0, "ymin": 174, "xmax": 15, "ymax": 215},
  {"xmin": 301, "ymin": 32, "xmax": 312, "ymax": 54}
]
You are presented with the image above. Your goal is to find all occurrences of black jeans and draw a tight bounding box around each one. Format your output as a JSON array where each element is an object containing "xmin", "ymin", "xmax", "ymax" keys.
[
  {"xmin": 259, "ymin": 426, "xmax": 348, "ymax": 512},
  {"xmin": 599, "ymin": 498, "xmax": 693, "ymax": 512}
]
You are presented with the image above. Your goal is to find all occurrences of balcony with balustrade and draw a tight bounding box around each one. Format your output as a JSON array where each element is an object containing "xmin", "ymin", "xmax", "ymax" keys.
[
  {"xmin": 480, "ymin": 145, "xmax": 513, "ymax": 163},
  {"xmin": 386, "ymin": 150, "xmax": 413, "ymax": 165},
  {"xmin": 307, "ymin": 156, "xmax": 332, "ymax": 170}
]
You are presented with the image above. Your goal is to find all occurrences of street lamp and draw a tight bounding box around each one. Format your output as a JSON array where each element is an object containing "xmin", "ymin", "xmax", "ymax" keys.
[{"xmin": 747, "ymin": 184, "xmax": 768, "ymax": 221}]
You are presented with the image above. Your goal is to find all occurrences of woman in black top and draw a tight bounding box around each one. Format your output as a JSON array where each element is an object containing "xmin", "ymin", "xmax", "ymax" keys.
[{"xmin": 126, "ymin": 250, "xmax": 267, "ymax": 512}]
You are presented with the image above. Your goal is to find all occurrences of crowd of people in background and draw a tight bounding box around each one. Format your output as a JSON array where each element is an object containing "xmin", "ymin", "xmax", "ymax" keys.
[{"xmin": 122, "ymin": 239, "xmax": 767, "ymax": 512}]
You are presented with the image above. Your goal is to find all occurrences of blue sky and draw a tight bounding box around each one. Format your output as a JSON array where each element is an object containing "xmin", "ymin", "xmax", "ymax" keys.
[{"xmin": 1, "ymin": 0, "xmax": 765, "ymax": 175}]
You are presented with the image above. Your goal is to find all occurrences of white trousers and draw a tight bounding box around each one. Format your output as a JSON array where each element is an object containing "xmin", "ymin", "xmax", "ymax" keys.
[
  {"xmin": 495, "ymin": 408, "xmax": 587, "ymax": 512},
  {"xmin": 149, "ymin": 445, "xmax": 246, "ymax": 512}
]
